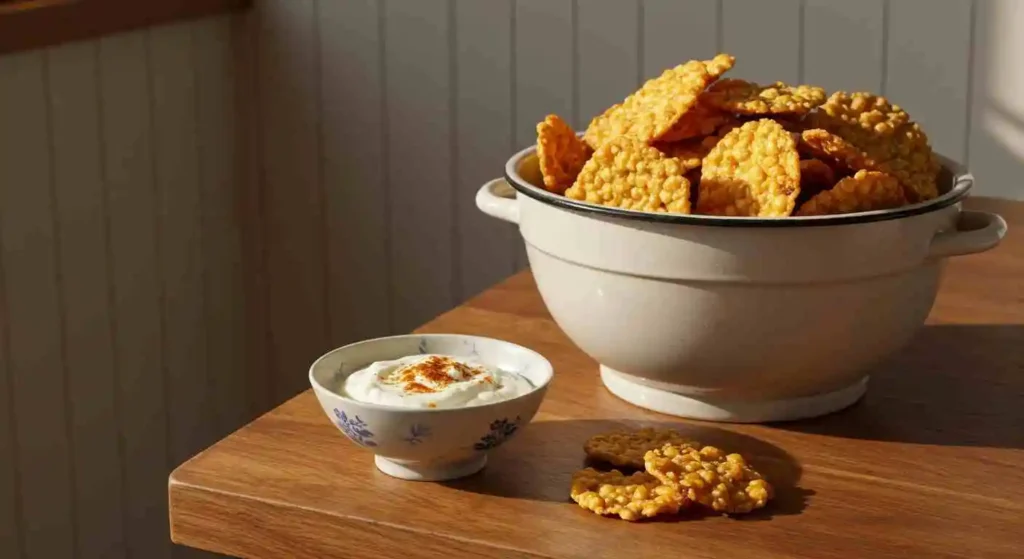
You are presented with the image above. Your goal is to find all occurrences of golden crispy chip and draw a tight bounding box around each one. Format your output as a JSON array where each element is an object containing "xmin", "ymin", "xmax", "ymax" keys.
[
  {"xmin": 656, "ymin": 139, "xmax": 709, "ymax": 170},
  {"xmin": 570, "ymin": 467, "xmax": 687, "ymax": 521},
  {"xmin": 582, "ymin": 62, "xmax": 708, "ymax": 148},
  {"xmin": 655, "ymin": 121, "xmax": 738, "ymax": 170},
  {"xmin": 705, "ymin": 79, "xmax": 827, "ymax": 116},
  {"xmin": 703, "ymin": 53, "xmax": 736, "ymax": 80},
  {"xmin": 535, "ymin": 114, "xmax": 592, "ymax": 194},
  {"xmin": 644, "ymin": 444, "xmax": 773, "ymax": 514},
  {"xmin": 582, "ymin": 54, "xmax": 735, "ymax": 149},
  {"xmin": 795, "ymin": 170, "xmax": 906, "ymax": 216},
  {"xmin": 659, "ymin": 102, "xmax": 736, "ymax": 143},
  {"xmin": 796, "ymin": 157, "xmax": 840, "ymax": 206},
  {"xmin": 799, "ymin": 129, "xmax": 874, "ymax": 171},
  {"xmin": 584, "ymin": 427, "xmax": 700, "ymax": 470},
  {"xmin": 696, "ymin": 119, "xmax": 801, "ymax": 217},
  {"xmin": 888, "ymin": 128, "xmax": 940, "ymax": 202},
  {"xmin": 810, "ymin": 91, "xmax": 909, "ymax": 135},
  {"xmin": 800, "ymin": 158, "xmax": 836, "ymax": 190},
  {"xmin": 565, "ymin": 136, "xmax": 692, "ymax": 214},
  {"xmin": 809, "ymin": 91, "xmax": 939, "ymax": 202},
  {"xmin": 655, "ymin": 135, "xmax": 719, "ymax": 170},
  {"xmin": 801, "ymin": 126, "xmax": 937, "ymax": 203}
]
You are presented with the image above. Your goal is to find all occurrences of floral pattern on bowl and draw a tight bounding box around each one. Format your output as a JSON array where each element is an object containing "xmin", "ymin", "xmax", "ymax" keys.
[
  {"xmin": 333, "ymin": 409, "xmax": 377, "ymax": 447},
  {"xmin": 404, "ymin": 423, "xmax": 432, "ymax": 446},
  {"xmin": 473, "ymin": 416, "xmax": 522, "ymax": 450}
]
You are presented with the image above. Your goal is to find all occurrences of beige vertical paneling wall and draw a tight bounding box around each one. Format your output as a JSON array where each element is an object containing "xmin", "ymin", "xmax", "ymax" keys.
[
  {"xmin": 0, "ymin": 1, "xmax": 1021, "ymax": 557},
  {"xmin": 0, "ymin": 15, "xmax": 246, "ymax": 559}
]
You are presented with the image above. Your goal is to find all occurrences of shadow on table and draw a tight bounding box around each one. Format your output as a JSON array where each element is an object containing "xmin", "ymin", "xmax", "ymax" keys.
[
  {"xmin": 441, "ymin": 418, "xmax": 812, "ymax": 520},
  {"xmin": 771, "ymin": 324, "xmax": 1024, "ymax": 449}
]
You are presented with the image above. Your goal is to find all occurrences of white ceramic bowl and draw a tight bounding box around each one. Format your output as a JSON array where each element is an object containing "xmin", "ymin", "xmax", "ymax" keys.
[
  {"xmin": 309, "ymin": 334, "xmax": 553, "ymax": 481},
  {"xmin": 475, "ymin": 143, "xmax": 1007, "ymax": 424}
]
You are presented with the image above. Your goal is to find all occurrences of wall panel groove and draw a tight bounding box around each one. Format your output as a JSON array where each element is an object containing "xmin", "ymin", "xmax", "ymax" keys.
[
  {"xmin": 0, "ymin": 49, "xmax": 76, "ymax": 559},
  {"xmin": 642, "ymin": 0, "xmax": 719, "ymax": 80},
  {"xmin": 94, "ymin": 31, "xmax": 131, "ymax": 559},
  {"xmin": 454, "ymin": 0, "xmax": 516, "ymax": 300},
  {"xmin": 0, "ymin": 146, "xmax": 24, "ymax": 559},
  {"xmin": 100, "ymin": 28, "xmax": 171, "ymax": 559},
  {"xmin": 257, "ymin": 0, "xmax": 328, "ymax": 402},
  {"xmin": 635, "ymin": 0, "xmax": 644, "ymax": 87},
  {"xmin": 231, "ymin": 8, "xmax": 273, "ymax": 421},
  {"xmin": 144, "ymin": 26, "xmax": 172, "ymax": 487},
  {"xmin": 195, "ymin": 16, "xmax": 249, "ymax": 442},
  {"xmin": 577, "ymin": 0, "xmax": 639, "ymax": 126},
  {"xmin": 962, "ymin": 0, "xmax": 977, "ymax": 166},
  {"xmin": 317, "ymin": 0, "xmax": 390, "ymax": 347},
  {"xmin": 722, "ymin": 0, "xmax": 801, "ymax": 84},
  {"xmin": 48, "ymin": 38, "xmax": 127, "ymax": 559},
  {"xmin": 41, "ymin": 47, "xmax": 81, "ymax": 559},
  {"xmin": 803, "ymin": 0, "xmax": 884, "ymax": 94},
  {"xmin": 383, "ymin": 0, "xmax": 455, "ymax": 333},
  {"xmin": 448, "ymin": 0, "xmax": 461, "ymax": 305},
  {"xmin": 881, "ymin": 0, "xmax": 891, "ymax": 95},
  {"xmin": 312, "ymin": 0, "xmax": 333, "ymax": 351},
  {"xmin": 508, "ymin": 0, "xmax": 517, "ymax": 276},
  {"xmin": 378, "ymin": 0, "xmax": 395, "ymax": 336},
  {"xmin": 885, "ymin": 0, "xmax": 972, "ymax": 162},
  {"xmin": 512, "ymin": 0, "xmax": 574, "ymax": 270},
  {"xmin": 150, "ymin": 20, "xmax": 210, "ymax": 481},
  {"xmin": 570, "ymin": 0, "xmax": 580, "ymax": 129},
  {"xmin": 190, "ymin": 21, "xmax": 216, "ymax": 450}
]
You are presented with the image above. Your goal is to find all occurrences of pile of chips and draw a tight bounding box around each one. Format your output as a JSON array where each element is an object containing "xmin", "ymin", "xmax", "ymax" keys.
[
  {"xmin": 535, "ymin": 53, "xmax": 940, "ymax": 218},
  {"xmin": 570, "ymin": 427, "xmax": 773, "ymax": 521}
]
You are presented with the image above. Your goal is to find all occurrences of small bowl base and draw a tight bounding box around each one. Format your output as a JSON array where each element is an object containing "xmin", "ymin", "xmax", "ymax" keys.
[
  {"xmin": 600, "ymin": 365, "xmax": 868, "ymax": 423},
  {"xmin": 374, "ymin": 454, "xmax": 488, "ymax": 481}
]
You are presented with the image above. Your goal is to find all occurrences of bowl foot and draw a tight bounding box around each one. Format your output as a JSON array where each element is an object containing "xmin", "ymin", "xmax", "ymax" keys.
[
  {"xmin": 374, "ymin": 454, "xmax": 488, "ymax": 482},
  {"xmin": 600, "ymin": 366, "xmax": 868, "ymax": 423}
]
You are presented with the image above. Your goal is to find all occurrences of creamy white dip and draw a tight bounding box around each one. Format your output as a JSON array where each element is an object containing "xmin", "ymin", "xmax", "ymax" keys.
[{"xmin": 343, "ymin": 354, "xmax": 534, "ymax": 409}]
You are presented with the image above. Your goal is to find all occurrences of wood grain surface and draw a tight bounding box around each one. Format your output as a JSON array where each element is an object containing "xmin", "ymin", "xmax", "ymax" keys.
[{"xmin": 169, "ymin": 197, "xmax": 1024, "ymax": 559}]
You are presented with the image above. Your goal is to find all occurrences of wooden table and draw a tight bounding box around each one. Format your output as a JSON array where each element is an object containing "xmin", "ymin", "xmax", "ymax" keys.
[{"xmin": 169, "ymin": 197, "xmax": 1024, "ymax": 559}]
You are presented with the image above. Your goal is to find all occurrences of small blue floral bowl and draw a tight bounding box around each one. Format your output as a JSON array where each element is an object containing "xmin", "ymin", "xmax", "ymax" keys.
[{"xmin": 308, "ymin": 334, "xmax": 553, "ymax": 481}]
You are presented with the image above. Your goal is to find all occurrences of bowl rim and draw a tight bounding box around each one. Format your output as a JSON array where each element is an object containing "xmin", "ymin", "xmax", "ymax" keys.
[
  {"xmin": 503, "ymin": 138, "xmax": 973, "ymax": 228},
  {"xmin": 308, "ymin": 333, "xmax": 554, "ymax": 414}
]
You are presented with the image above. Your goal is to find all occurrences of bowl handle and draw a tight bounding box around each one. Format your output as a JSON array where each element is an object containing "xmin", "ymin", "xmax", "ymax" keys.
[
  {"xmin": 927, "ymin": 210, "xmax": 1008, "ymax": 259},
  {"xmin": 475, "ymin": 178, "xmax": 520, "ymax": 225}
]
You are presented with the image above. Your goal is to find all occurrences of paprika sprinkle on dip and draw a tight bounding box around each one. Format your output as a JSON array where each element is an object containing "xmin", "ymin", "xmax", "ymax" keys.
[{"xmin": 342, "ymin": 354, "xmax": 534, "ymax": 409}]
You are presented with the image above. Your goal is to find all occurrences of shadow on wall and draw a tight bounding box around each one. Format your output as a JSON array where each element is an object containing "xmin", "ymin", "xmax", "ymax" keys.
[{"xmin": 971, "ymin": 0, "xmax": 1024, "ymax": 200}]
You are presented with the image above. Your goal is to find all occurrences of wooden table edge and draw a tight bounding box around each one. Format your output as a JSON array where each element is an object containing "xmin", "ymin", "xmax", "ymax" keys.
[{"xmin": 167, "ymin": 426, "xmax": 554, "ymax": 559}]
